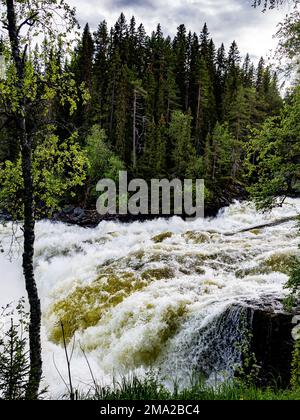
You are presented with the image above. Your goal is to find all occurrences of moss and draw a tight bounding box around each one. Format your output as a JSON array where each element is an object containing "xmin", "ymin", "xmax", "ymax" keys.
[
  {"xmin": 141, "ymin": 267, "xmax": 174, "ymax": 281},
  {"xmin": 235, "ymin": 266, "xmax": 270, "ymax": 278},
  {"xmin": 183, "ymin": 231, "xmax": 210, "ymax": 244},
  {"xmin": 179, "ymin": 267, "xmax": 191, "ymax": 275},
  {"xmin": 207, "ymin": 251, "xmax": 248, "ymax": 266},
  {"xmin": 101, "ymin": 258, "xmax": 117, "ymax": 267},
  {"xmin": 235, "ymin": 253, "xmax": 296, "ymax": 278},
  {"xmin": 176, "ymin": 253, "xmax": 206, "ymax": 275},
  {"xmin": 263, "ymin": 253, "xmax": 295, "ymax": 274},
  {"xmin": 126, "ymin": 303, "xmax": 187, "ymax": 366},
  {"xmin": 195, "ymin": 267, "xmax": 206, "ymax": 275},
  {"xmin": 49, "ymin": 263, "xmax": 177, "ymax": 344},
  {"xmin": 148, "ymin": 253, "xmax": 170, "ymax": 263},
  {"xmin": 49, "ymin": 269, "xmax": 148, "ymax": 344},
  {"xmin": 176, "ymin": 253, "xmax": 207, "ymax": 264},
  {"xmin": 124, "ymin": 251, "xmax": 147, "ymax": 270},
  {"xmin": 203, "ymin": 279, "xmax": 224, "ymax": 289},
  {"xmin": 250, "ymin": 229, "xmax": 261, "ymax": 235},
  {"xmin": 151, "ymin": 232, "xmax": 173, "ymax": 243},
  {"xmin": 131, "ymin": 250, "xmax": 145, "ymax": 260}
]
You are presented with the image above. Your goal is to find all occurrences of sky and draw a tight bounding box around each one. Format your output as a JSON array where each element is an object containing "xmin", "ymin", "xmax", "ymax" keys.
[{"xmin": 68, "ymin": 0, "xmax": 291, "ymax": 63}]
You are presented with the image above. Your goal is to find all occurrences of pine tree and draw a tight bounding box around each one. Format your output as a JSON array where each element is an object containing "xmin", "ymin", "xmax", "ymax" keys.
[
  {"xmin": 131, "ymin": 79, "xmax": 147, "ymax": 169},
  {"xmin": 136, "ymin": 23, "xmax": 147, "ymax": 78},
  {"xmin": 173, "ymin": 24, "xmax": 189, "ymax": 110},
  {"xmin": 188, "ymin": 32, "xmax": 200, "ymax": 114},
  {"xmin": 204, "ymin": 122, "xmax": 235, "ymax": 182},
  {"xmin": 266, "ymin": 72, "xmax": 283, "ymax": 115},
  {"xmin": 193, "ymin": 56, "xmax": 216, "ymax": 151},
  {"xmin": 114, "ymin": 65, "xmax": 131, "ymax": 163},
  {"xmin": 169, "ymin": 111, "xmax": 197, "ymax": 178},
  {"xmin": 75, "ymin": 24, "xmax": 94, "ymax": 93},
  {"xmin": 222, "ymin": 41, "xmax": 242, "ymax": 120},
  {"xmin": 200, "ymin": 23, "xmax": 210, "ymax": 58},
  {"xmin": 139, "ymin": 116, "xmax": 167, "ymax": 179},
  {"xmin": 164, "ymin": 38, "xmax": 178, "ymax": 123},
  {"xmin": 215, "ymin": 43, "xmax": 227, "ymax": 119},
  {"xmin": 113, "ymin": 13, "xmax": 128, "ymax": 62},
  {"xmin": 228, "ymin": 85, "xmax": 257, "ymax": 179},
  {"xmin": 243, "ymin": 53, "xmax": 254, "ymax": 88},
  {"xmin": 255, "ymin": 59, "xmax": 282, "ymax": 122},
  {"xmin": 256, "ymin": 57, "xmax": 265, "ymax": 93},
  {"xmin": 93, "ymin": 20, "xmax": 109, "ymax": 126},
  {"xmin": 72, "ymin": 23, "xmax": 94, "ymax": 132},
  {"xmin": 105, "ymin": 48, "xmax": 122, "ymax": 143}
]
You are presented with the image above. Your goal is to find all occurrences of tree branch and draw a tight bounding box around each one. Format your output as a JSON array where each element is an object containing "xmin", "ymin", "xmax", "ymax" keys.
[{"xmin": 17, "ymin": 12, "xmax": 39, "ymax": 35}]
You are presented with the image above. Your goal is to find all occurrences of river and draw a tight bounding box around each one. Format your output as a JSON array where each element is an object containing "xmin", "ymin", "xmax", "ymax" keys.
[{"xmin": 0, "ymin": 199, "xmax": 299, "ymax": 397}]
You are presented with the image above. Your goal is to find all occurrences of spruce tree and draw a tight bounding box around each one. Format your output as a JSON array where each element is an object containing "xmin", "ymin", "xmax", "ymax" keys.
[
  {"xmin": 215, "ymin": 43, "xmax": 227, "ymax": 120},
  {"xmin": 243, "ymin": 53, "xmax": 254, "ymax": 88},
  {"xmin": 169, "ymin": 111, "xmax": 197, "ymax": 178},
  {"xmin": 173, "ymin": 24, "xmax": 189, "ymax": 110},
  {"xmin": 72, "ymin": 23, "xmax": 94, "ymax": 132},
  {"xmin": 93, "ymin": 20, "xmax": 109, "ymax": 126},
  {"xmin": 222, "ymin": 41, "xmax": 242, "ymax": 121}
]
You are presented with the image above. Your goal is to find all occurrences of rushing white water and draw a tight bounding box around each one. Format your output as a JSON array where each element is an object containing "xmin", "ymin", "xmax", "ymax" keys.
[{"xmin": 0, "ymin": 199, "xmax": 300, "ymax": 396}]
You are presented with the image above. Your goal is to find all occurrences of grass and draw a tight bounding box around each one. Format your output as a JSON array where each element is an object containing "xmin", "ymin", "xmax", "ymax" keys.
[{"xmin": 76, "ymin": 374, "xmax": 300, "ymax": 401}]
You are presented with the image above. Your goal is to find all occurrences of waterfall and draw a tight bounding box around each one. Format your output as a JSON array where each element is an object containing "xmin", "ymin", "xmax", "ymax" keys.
[{"xmin": 158, "ymin": 304, "xmax": 253, "ymax": 388}]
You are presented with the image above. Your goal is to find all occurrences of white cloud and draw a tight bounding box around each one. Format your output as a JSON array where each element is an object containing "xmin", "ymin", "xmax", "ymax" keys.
[{"xmin": 68, "ymin": 0, "xmax": 289, "ymax": 63}]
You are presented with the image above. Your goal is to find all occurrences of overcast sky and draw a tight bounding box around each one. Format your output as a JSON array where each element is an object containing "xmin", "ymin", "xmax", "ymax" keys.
[{"xmin": 68, "ymin": 0, "xmax": 291, "ymax": 63}]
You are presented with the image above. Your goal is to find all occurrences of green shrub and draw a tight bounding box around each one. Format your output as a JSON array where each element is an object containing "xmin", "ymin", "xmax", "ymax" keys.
[
  {"xmin": 85, "ymin": 125, "xmax": 125, "ymax": 199},
  {"xmin": 0, "ymin": 299, "xmax": 30, "ymax": 400}
]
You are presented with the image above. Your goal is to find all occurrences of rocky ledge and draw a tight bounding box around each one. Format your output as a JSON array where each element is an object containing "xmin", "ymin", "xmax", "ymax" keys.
[{"xmin": 240, "ymin": 298, "xmax": 297, "ymax": 387}]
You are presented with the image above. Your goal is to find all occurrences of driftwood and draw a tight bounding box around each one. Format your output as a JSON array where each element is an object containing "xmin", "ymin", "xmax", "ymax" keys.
[{"xmin": 224, "ymin": 215, "xmax": 299, "ymax": 236}]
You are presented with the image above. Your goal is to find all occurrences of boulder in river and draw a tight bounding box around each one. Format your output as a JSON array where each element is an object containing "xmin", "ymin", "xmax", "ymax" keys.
[
  {"xmin": 228, "ymin": 298, "xmax": 295, "ymax": 388},
  {"xmin": 249, "ymin": 302, "xmax": 295, "ymax": 387}
]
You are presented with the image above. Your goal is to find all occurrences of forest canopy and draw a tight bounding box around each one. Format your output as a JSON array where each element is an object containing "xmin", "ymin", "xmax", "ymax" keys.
[{"xmin": 0, "ymin": 12, "xmax": 289, "ymax": 215}]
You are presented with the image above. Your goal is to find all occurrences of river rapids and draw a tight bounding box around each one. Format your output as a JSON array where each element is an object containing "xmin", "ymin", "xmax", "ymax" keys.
[{"xmin": 0, "ymin": 199, "xmax": 299, "ymax": 396}]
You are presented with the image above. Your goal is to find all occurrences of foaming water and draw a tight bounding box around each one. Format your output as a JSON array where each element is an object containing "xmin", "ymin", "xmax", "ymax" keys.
[{"xmin": 0, "ymin": 199, "xmax": 299, "ymax": 396}]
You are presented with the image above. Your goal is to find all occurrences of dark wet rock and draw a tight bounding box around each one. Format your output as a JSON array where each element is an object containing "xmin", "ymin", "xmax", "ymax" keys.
[
  {"xmin": 73, "ymin": 207, "xmax": 85, "ymax": 219},
  {"xmin": 52, "ymin": 207, "xmax": 185, "ymax": 227},
  {"xmin": 250, "ymin": 305, "xmax": 294, "ymax": 387},
  {"xmin": 234, "ymin": 299, "xmax": 294, "ymax": 388},
  {"xmin": 49, "ymin": 184, "xmax": 247, "ymax": 227},
  {"xmin": 183, "ymin": 299, "xmax": 295, "ymax": 388},
  {"xmin": 62, "ymin": 205, "xmax": 75, "ymax": 214}
]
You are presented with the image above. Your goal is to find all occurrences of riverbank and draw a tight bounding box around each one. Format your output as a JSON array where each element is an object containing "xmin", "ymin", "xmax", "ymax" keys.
[
  {"xmin": 77, "ymin": 375, "xmax": 300, "ymax": 401},
  {"xmin": 50, "ymin": 195, "xmax": 240, "ymax": 228}
]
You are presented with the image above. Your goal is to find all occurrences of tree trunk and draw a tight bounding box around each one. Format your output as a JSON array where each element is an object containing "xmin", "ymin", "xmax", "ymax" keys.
[
  {"xmin": 109, "ymin": 77, "xmax": 116, "ymax": 141},
  {"xmin": 223, "ymin": 215, "xmax": 298, "ymax": 236},
  {"xmin": 195, "ymin": 82, "xmax": 201, "ymax": 150},
  {"xmin": 196, "ymin": 83, "xmax": 201, "ymax": 129},
  {"xmin": 133, "ymin": 89, "xmax": 137, "ymax": 168},
  {"xmin": 21, "ymin": 128, "xmax": 42, "ymax": 400},
  {"xmin": 6, "ymin": 0, "xmax": 42, "ymax": 399}
]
